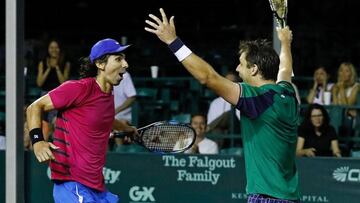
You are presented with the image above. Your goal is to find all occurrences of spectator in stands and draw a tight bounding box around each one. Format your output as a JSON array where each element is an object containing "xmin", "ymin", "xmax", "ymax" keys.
[
  {"xmin": 297, "ymin": 104, "xmax": 341, "ymax": 157},
  {"xmin": 36, "ymin": 39, "xmax": 71, "ymax": 125},
  {"xmin": 332, "ymin": 62, "xmax": 359, "ymax": 107},
  {"xmin": 186, "ymin": 114, "xmax": 219, "ymax": 154},
  {"xmin": 306, "ymin": 66, "xmax": 334, "ymax": 104},
  {"xmin": 36, "ymin": 39, "xmax": 71, "ymax": 92},
  {"xmin": 332, "ymin": 62, "xmax": 359, "ymax": 137}
]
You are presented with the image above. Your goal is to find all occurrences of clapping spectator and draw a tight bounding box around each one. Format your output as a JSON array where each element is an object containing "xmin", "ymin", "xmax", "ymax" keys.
[
  {"xmin": 36, "ymin": 39, "xmax": 71, "ymax": 125},
  {"xmin": 36, "ymin": 39, "xmax": 71, "ymax": 91}
]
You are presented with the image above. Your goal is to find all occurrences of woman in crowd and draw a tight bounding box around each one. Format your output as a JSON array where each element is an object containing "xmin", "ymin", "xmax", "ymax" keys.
[
  {"xmin": 36, "ymin": 39, "xmax": 71, "ymax": 92},
  {"xmin": 332, "ymin": 62, "xmax": 359, "ymax": 137},
  {"xmin": 306, "ymin": 66, "xmax": 333, "ymax": 104},
  {"xmin": 297, "ymin": 103, "xmax": 341, "ymax": 157},
  {"xmin": 332, "ymin": 62, "xmax": 359, "ymax": 106},
  {"xmin": 36, "ymin": 39, "xmax": 71, "ymax": 126}
]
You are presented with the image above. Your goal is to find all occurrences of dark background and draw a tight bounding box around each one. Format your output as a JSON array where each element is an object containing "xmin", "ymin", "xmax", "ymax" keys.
[{"xmin": 1, "ymin": 0, "xmax": 360, "ymax": 79}]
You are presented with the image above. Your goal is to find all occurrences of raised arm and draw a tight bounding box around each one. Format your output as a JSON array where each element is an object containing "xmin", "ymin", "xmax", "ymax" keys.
[
  {"xmin": 276, "ymin": 27, "xmax": 293, "ymax": 83},
  {"xmin": 144, "ymin": 8, "xmax": 240, "ymax": 105}
]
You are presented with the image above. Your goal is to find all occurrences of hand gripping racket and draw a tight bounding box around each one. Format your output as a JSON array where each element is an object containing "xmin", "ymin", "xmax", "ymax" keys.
[
  {"xmin": 114, "ymin": 121, "xmax": 196, "ymax": 153},
  {"xmin": 268, "ymin": 0, "xmax": 288, "ymax": 28}
]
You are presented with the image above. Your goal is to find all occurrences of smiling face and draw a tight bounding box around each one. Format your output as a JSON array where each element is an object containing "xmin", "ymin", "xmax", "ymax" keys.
[
  {"xmin": 48, "ymin": 41, "xmax": 60, "ymax": 58},
  {"xmin": 190, "ymin": 115, "xmax": 207, "ymax": 139}
]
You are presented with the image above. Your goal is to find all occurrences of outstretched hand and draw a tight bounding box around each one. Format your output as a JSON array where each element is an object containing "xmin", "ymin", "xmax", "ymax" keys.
[{"xmin": 145, "ymin": 8, "xmax": 177, "ymax": 45}]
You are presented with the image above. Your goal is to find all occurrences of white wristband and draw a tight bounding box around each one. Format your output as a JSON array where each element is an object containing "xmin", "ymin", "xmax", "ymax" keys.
[{"xmin": 174, "ymin": 45, "xmax": 192, "ymax": 62}]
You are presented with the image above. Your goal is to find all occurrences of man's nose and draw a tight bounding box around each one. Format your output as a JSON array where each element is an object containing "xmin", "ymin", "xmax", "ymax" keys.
[{"xmin": 123, "ymin": 60, "xmax": 129, "ymax": 69}]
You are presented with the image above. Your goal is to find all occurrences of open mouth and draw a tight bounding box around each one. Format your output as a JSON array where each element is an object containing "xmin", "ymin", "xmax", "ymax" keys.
[{"xmin": 119, "ymin": 72, "xmax": 124, "ymax": 78}]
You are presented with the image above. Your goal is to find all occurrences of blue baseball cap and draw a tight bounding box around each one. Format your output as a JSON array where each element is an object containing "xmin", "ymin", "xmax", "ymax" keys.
[{"xmin": 89, "ymin": 38, "xmax": 130, "ymax": 63}]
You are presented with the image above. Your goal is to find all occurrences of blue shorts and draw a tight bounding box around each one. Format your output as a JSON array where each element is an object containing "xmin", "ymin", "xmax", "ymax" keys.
[{"xmin": 53, "ymin": 181, "xmax": 119, "ymax": 203}]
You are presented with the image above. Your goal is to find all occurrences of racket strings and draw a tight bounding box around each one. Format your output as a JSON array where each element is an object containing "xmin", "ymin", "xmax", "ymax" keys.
[
  {"xmin": 269, "ymin": 0, "xmax": 288, "ymax": 28},
  {"xmin": 142, "ymin": 124, "xmax": 194, "ymax": 152}
]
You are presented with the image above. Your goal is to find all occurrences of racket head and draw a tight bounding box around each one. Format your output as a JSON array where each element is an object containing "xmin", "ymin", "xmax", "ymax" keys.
[
  {"xmin": 136, "ymin": 121, "xmax": 196, "ymax": 153},
  {"xmin": 268, "ymin": 0, "xmax": 288, "ymax": 28}
]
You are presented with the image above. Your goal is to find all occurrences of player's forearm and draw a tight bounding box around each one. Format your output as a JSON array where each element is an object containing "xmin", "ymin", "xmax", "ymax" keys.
[
  {"xmin": 167, "ymin": 37, "xmax": 219, "ymax": 87},
  {"xmin": 26, "ymin": 103, "xmax": 43, "ymax": 130},
  {"xmin": 181, "ymin": 54, "xmax": 218, "ymax": 86},
  {"xmin": 278, "ymin": 41, "xmax": 293, "ymax": 80}
]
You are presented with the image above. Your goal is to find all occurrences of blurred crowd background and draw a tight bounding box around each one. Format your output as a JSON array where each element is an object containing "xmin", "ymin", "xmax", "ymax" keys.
[
  {"xmin": 1, "ymin": 0, "xmax": 360, "ymax": 156},
  {"xmin": 1, "ymin": 0, "xmax": 360, "ymax": 77}
]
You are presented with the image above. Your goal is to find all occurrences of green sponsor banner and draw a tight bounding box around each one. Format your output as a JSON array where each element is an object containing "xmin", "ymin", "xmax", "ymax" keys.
[
  {"xmin": 105, "ymin": 153, "xmax": 245, "ymax": 203},
  {"xmin": 23, "ymin": 152, "xmax": 246, "ymax": 203},
  {"xmin": 297, "ymin": 157, "xmax": 360, "ymax": 202},
  {"xmin": 1, "ymin": 151, "xmax": 360, "ymax": 202}
]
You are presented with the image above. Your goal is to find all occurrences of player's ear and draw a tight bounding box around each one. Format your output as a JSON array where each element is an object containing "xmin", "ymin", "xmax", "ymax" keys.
[
  {"xmin": 95, "ymin": 61, "xmax": 105, "ymax": 71},
  {"xmin": 250, "ymin": 64, "xmax": 259, "ymax": 76}
]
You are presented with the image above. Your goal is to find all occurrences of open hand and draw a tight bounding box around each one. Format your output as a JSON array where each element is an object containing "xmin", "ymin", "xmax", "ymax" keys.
[{"xmin": 145, "ymin": 8, "xmax": 177, "ymax": 45}]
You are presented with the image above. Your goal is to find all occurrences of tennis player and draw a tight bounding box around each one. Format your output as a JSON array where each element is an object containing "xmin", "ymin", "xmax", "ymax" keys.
[
  {"xmin": 145, "ymin": 8, "xmax": 300, "ymax": 203},
  {"xmin": 26, "ymin": 38, "xmax": 136, "ymax": 202}
]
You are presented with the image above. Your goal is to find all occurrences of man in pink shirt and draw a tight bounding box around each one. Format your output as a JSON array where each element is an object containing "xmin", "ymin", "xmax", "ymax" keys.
[{"xmin": 26, "ymin": 38, "xmax": 135, "ymax": 202}]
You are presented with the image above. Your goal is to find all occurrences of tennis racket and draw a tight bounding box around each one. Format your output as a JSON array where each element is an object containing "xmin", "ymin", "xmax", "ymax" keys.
[
  {"xmin": 268, "ymin": 0, "xmax": 288, "ymax": 28},
  {"xmin": 114, "ymin": 121, "xmax": 196, "ymax": 153}
]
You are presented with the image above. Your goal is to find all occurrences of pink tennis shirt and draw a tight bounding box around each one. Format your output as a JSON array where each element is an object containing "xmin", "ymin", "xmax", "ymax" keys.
[{"xmin": 48, "ymin": 77, "xmax": 114, "ymax": 191}]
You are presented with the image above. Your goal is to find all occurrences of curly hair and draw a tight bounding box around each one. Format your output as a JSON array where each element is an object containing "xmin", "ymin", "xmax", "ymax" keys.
[{"xmin": 78, "ymin": 54, "xmax": 113, "ymax": 79}]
